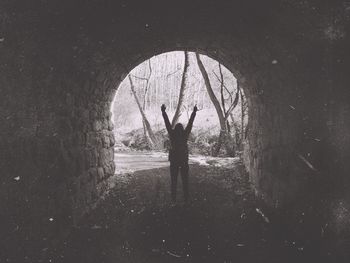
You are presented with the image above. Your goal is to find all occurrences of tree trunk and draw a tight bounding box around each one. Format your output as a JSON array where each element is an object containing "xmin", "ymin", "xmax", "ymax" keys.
[
  {"xmin": 195, "ymin": 52, "xmax": 227, "ymax": 156},
  {"xmin": 218, "ymin": 63, "xmax": 226, "ymax": 113},
  {"xmin": 140, "ymin": 59, "xmax": 152, "ymax": 135},
  {"xmin": 172, "ymin": 51, "xmax": 189, "ymax": 128},
  {"xmin": 239, "ymin": 86, "xmax": 245, "ymax": 145},
  {"xmin": 143, "ymin": 59, "xmax": 152, "ymax": 110},
  {"xmin": 233, "ymin": 121, "xmax": 241, "ymax": 151},
  {"xmin": 128, "ymin": 75, "xmax": 158, "ymax": 148}
]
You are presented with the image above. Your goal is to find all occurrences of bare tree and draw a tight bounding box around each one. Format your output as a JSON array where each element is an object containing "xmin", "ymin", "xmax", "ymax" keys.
[
  {"xmin": 131, "ymin": 59, "xmax": 153, "ymax": 136},
  {"xmin": 128, "ymin": 75, "xmax": 158, "ymax": 148},
  {"xmin": 171, "ymin": 51, "xmax": 190, "ymax": 128},
  {"xmin": 239, "ymin": 87, "xmax": 248, "ymax": 146},
  {"xmin": 143, "ymin": 59, "xmax": 152, "ymax": 110},
  {"xmin": 215, "ymin": 67, "xmax": 247, "ymax": 150},
  {"xmin": 195, "ymin": 53, "xmax": 239, "ymax": 156}
]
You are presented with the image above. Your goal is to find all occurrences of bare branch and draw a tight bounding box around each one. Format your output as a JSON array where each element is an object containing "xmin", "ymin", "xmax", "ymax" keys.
[
  {"xmin": 224, "ymin": 90, "xmax": 239, "ymax": 120},
  {"xmin": 195, "ymin": 53, "xmax": 225, "ymax": 120},
  {"xmin": 128, "ymin": 75, "xmax": 158, "ymax": 147},
  {"xmin": 166, "ymin": 67, "xmax": 182, "ymax": 78},
  {"xmin": 212, "ymin": 70, "xmax": 234, "ymax": 102},
  {"xmin": 130, "ymin": 74, "xmax": 149, "ymax": 81}
]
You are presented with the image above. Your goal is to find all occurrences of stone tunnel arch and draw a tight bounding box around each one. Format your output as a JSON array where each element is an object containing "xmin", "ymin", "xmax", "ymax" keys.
[
  {"xmin": 4, "ymin": 2, "xmax": 348, "ymax": 258},
  {"xmin": 83, "ymin": 41, "xmax": 302, "ymax": 222}
]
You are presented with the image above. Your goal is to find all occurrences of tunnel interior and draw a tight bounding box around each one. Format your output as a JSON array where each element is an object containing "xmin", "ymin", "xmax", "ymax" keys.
[
  {"xmin": 79, "ymin": 43, "xmax": 295, "ymax": 213},
  {"xmin": 1, "ymin": 0, "xmax": 350, "ymax": 261}
]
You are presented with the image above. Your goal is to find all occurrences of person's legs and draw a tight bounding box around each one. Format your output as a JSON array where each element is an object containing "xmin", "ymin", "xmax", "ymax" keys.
[
  {"xmin": 180, "ymin": 163, "xmax": 189, "ymax": 202},
  {"xmin": 170, "ymin": 163, "xmax": 179, "ymax": 202}
]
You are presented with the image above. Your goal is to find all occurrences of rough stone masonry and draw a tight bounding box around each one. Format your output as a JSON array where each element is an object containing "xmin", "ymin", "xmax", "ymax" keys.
[{"xmin": 0, "ymin": 0, "xmax": 349, "ymax": 259}]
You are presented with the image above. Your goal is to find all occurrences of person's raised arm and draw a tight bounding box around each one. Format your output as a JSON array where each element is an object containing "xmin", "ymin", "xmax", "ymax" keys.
[
  {"xmin": 185, "ymin": 105, "xmax": 198, "ymax": 136},
  {"xmin": 161, "ymin": 104, "xmax": 172, "ymax": 134}
]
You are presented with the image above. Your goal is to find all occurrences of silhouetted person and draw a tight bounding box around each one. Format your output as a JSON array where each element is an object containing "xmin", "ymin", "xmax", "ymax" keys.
[{"xmin": 161, "ymin": 104, "xmax": 197, "ymax": 203}]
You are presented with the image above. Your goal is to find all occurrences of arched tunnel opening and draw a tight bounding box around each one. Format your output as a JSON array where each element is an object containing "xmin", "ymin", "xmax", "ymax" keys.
[
  {"xmin": 111, "ymin": 51, "xmax": 248, "ymax": 176},
  {"xmin": 1, "ymin": 0, "xmax": 350, "ymax": 262}
]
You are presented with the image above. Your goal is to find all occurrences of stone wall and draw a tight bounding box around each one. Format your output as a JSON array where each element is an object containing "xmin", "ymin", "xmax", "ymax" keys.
[{"xmin": 1, "ymin": 0, "xmax": 349, "ymax": 259}]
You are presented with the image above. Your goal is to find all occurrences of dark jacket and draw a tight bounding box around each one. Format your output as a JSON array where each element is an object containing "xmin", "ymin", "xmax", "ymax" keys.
[{"xmin": 162, "ymin": 111, "xmax": 196, "ymax": 164}]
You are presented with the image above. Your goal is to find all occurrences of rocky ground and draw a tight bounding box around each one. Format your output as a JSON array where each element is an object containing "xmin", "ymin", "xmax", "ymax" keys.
[{"xmin": 50, "ymin": 153, "xmax": 348, "ymax": 263}]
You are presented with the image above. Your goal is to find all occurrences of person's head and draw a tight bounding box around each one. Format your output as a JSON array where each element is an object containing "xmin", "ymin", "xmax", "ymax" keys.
[{"xmin": 174, "ymin": 123, "xmax": 184, "ymax": 136}]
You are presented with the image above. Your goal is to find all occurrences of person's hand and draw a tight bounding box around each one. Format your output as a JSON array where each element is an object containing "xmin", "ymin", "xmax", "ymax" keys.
[
  {"xmin": 161, "ymin": 104, "xmax": 166, "ymax": 112},
  {"xmin": 193, "ymin": 104, "xmax": 198, "ymax": 112}
]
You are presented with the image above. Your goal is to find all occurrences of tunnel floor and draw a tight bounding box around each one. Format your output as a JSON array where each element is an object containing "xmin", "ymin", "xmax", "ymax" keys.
[{"xmin": 51, "ymin": 158, "xmax": 338, "ymax": 263}]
